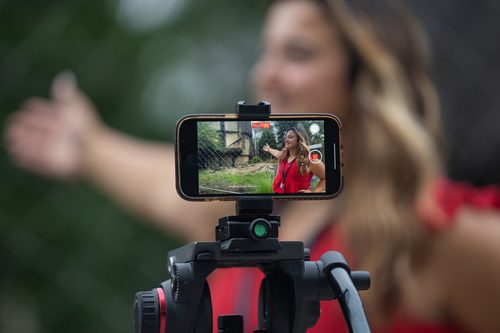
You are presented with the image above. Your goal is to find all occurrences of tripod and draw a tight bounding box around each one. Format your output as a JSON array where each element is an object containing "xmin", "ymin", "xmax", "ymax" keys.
[{"xmin": 133, "ymin": 198, "xmax": 371, "ymax": 333}]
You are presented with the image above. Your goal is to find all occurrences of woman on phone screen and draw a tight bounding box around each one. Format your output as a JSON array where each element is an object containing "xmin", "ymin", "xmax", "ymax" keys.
[{"xmin": 263, "ymin": 127, "xmax": 325, "ymax": 193}]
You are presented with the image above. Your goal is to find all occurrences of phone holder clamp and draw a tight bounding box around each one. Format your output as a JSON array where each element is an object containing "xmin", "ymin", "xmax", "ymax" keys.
[{"xmin": 236, "ymin": 100, "xmax": 271, "ymax": 118}]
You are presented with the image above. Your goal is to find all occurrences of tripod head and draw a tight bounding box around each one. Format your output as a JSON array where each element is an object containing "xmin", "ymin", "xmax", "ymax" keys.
[{"xmin": 133, "ymin": 198, "xmax": 371, "ymax": 333}]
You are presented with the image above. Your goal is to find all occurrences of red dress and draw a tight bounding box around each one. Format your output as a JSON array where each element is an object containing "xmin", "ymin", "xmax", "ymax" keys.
[
  {"xmin": 208, "ymin": 180, "xmax": 500, "ymax": 332},
  {"xmin": 272, "ymin": 158, "xmax": 313, "ymax": 193}
]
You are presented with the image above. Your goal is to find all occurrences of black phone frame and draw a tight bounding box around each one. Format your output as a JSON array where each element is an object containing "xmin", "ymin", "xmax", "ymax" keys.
[{"xmin": 175, "ymin": 102, "xmax": 343, "ymax": 201}]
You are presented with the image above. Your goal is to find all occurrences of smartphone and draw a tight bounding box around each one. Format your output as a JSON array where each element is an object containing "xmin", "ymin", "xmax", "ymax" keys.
[{"xmin": 176, "ymin": 114, "xmax": 342, "ymax": 201}]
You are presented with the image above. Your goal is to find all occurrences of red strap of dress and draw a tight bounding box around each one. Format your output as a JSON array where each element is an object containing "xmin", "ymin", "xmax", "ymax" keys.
[{"xmin": 424, "ymin": 179, "xmax": 500, "ymax": 231}]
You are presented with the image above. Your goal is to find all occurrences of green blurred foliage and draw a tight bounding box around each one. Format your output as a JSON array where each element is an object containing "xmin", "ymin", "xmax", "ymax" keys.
[
  {"xmin": 0, "ymin": 0, "xmax": 266, "ymax": 332},
  {"xmin": 198, "ymin": 122, "xmax": 224, "ymax": 151}
]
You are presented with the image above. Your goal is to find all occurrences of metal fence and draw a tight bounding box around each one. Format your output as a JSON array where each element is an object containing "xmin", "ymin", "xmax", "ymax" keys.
[
  {"xmin": 197, "ymin": 121, "xmax": 277, "ymax": 194},
  {"xmin": 197, "ymin": 121, "xmax": 254, "ymax": 170}
]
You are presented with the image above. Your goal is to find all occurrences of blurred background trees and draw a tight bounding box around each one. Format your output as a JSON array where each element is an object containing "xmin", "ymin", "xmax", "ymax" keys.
[{"xmin": 0, "ymin": 0, "xmax": 499, "ymax": 332}]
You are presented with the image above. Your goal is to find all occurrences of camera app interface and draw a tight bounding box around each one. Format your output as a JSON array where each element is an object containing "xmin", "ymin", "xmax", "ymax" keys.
[{"xmin": 197, "ymin": 120, "xmax": 327, "ymax": 195}]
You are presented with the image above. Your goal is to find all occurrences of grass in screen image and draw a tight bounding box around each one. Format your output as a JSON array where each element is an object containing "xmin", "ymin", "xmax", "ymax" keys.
[
  {"xmin": 197, "ymin": 120, "xmax": 324, "ymax": 195},
  {"xmin": 199, "ymin": 163, "xmax": 275, "ymax": 195}
]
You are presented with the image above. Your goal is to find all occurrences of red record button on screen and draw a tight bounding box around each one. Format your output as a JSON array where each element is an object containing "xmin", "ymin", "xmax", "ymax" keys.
[
  {"xmin": 251, "ymin": 121, "xmax": 271, "ymax": 129},
  {"xmin": 309, "ymin": 149, "xmax": 323, "ymax": 164}
]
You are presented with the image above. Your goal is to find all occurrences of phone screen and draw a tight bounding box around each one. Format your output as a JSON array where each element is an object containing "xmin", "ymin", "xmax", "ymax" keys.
[{"xmin": 176, "ymin": 115, "xmax": 342, "ymax": 200}]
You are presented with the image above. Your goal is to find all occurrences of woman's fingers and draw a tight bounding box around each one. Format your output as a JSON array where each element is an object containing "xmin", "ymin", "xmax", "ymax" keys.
[
  {"xmin": 6, "ymin": 112, "xmax": 80, "ymax": 179},
  {"xmin": 51, "ymin": 70, "xmax": 78, "ymax": 102},
  {"xmin": 49, "ymin": 71, "xmax": 101, "ymax": 137},
  {"xmin": 6, "ymin": 102, "xmax": 64, "ymax": 175},
  {"xmin": 5, "ymin": 71, "xmax": 103, "ymax": 180},
  {"xmin": 6, "ymin": 99, "xmax": 57, "ymax": 158},
  {"xmin": 5, "ymin": 91, "xmax": 85, "ymax": 179},
  {"xmin": 7, "ymin": 120, "xmax": 52, "ymax": 172},
  {"xmin": 9, "ymin": 99, "xmax": 59, "ymax": 135}
]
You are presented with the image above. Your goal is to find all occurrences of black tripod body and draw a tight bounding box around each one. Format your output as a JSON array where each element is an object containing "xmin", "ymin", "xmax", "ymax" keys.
[{"xmin": 134, "ymin": 200, "xmax": 371, "ymax": 333}]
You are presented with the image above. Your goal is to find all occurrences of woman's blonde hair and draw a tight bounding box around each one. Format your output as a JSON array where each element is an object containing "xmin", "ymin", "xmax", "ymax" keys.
[
  {"xmin": 297, "ymin": 0, "xmax": 443, "ymax": 321},
  {"xmin": 278, "ymin": 127, "xmax": 311, "ymax": 175}
]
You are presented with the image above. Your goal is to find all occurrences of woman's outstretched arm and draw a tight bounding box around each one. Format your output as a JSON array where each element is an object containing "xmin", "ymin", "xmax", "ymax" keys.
[
  {"xmin": 263, "ymin": 143, "xmax": 282, "ymax": 159},
  {"xmin": 5, "ymin": 72, "xmax": 232, "ymax": 242},
  {"xmin": 80, "ymin": 127, "xmax": 232, "ymax": 241}
]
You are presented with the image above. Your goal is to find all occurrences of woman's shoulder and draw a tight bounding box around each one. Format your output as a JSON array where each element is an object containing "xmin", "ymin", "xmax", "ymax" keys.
[
  {"xmin": 423, "ymin": 180, "xmax": 500, "ymax": 332},
  {"xmin": 428, "ymin": 206, "xmax": 500, "ymax": 332},
  {"xmin": 418, "ymin": 178, "xmax": 500, "ymax": 231}
]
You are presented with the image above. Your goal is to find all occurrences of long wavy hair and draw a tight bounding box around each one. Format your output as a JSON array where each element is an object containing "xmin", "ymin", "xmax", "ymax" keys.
[
  {"xmin": 278, "ymin": 127, "xmax": 311, "ymax": 175},
  {"xmin": 273, "ymin": 0, "xmax": 444, "ymax": 321}
]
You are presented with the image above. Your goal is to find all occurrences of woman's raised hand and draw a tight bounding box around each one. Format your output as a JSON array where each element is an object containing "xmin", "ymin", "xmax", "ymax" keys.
[
  {"xmin": 263, "ymin": 143, "xmax": 270, "ymax": 152},
  {"xmin": 5, "ymin": 71, "xmax": 104, "ymax": 180}
]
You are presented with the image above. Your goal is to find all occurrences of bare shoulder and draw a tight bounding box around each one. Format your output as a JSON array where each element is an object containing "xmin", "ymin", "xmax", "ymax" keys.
[
  {"xmin": 442, "ymin": 207, "xmax": 500, "ymax": 245},
  {"xmin": 437, "ymin": 207, "xmax": 500, "ymax": 258},
  {"xmin": 432, "ymin": 207, "xmax": 500, "ymax": 333}
]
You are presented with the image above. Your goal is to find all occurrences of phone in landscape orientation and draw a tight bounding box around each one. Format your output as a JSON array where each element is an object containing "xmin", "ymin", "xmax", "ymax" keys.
[{"xmin": 176, "ymin": 114, "xmax": 342, "ymax": 201}]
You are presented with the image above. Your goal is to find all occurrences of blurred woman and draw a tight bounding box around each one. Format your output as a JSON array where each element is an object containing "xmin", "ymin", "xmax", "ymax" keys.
[
  {"xmin": 263, "ymin": 126, "xmax": 325, "ymax": 193},
  {"xmin": 5, "ymin": 0, "xmax": 500, "ymax": 332}
]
